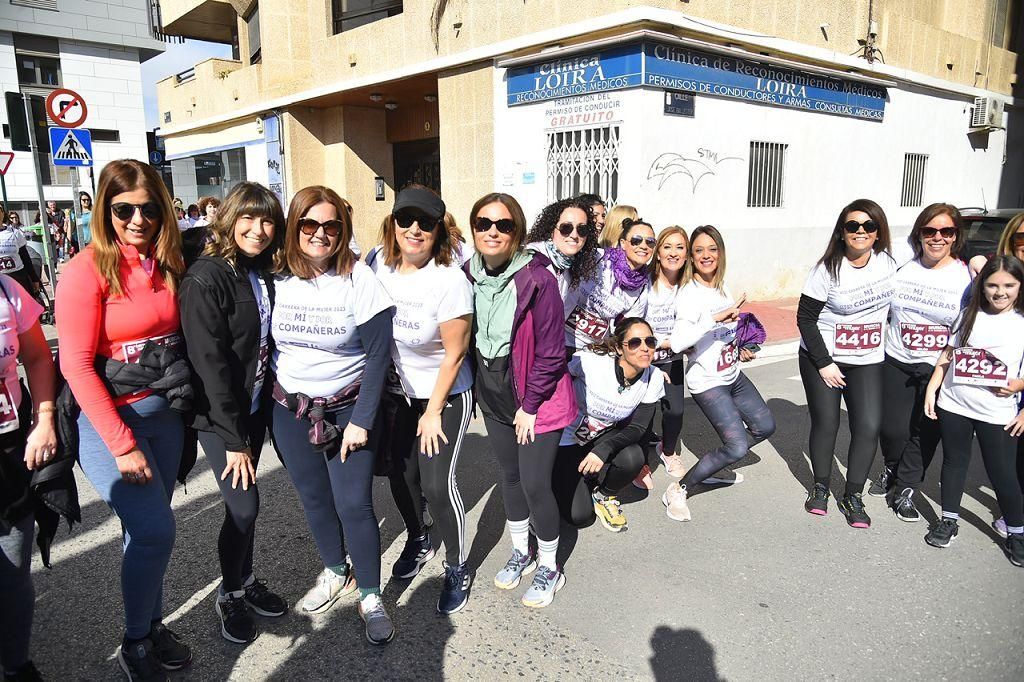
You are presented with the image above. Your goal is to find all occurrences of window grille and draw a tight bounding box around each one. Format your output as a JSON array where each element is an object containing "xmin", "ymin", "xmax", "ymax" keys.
[
  {"xmin": 901, "ymin": 153, "xmax": 928, "ymax": 207},
  {"xmin": 11, "ymin": 0, "xmax": 57, "ymax": 10},
  {"xmin": 333, "ymin": 0, "xmax": 403, "ymax": 34},
  {"xmin": 747, "ymin": 141, "xmax": 787, "ymax": 208},
  {"xmin": 246, "ymin": 4, "xmax": 262, "ymax": 65},
  {"xmin": 546, "ymin": 126, "xmax": 620, "ymax": 205}
]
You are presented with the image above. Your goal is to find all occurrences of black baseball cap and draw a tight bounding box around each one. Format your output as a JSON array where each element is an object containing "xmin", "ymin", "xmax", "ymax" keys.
[{"xmin": 393, "ymin": 187, "xmax": 445, "ymax": 220}]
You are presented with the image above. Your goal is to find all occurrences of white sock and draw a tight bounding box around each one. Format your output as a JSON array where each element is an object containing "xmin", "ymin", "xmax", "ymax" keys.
[
  {"xmin": 1008, "ymin": 526, "xmax": 1024, "ymax": 535},
  {"xmin": 536, "ymin": 536, "xmax": 558, "ymax": 570},
  {"xmin": 507, "ymin": 518, "xmax": 530, "ymax": 555},
  {"xmin": 942, "ymin": 511, "xmax": 960, "ymax": 521}
]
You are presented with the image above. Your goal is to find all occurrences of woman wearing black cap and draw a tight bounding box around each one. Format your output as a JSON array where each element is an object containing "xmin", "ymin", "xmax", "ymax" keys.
[{"xmin": 369, "ymin": 186, "xmax": 475, "ymax": 614}]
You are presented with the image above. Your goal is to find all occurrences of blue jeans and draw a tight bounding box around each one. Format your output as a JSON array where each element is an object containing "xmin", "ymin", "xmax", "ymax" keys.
[
  {"xmin": 0, "ymin": 512, "xmax": 33, "ymax": 671},
  {"xmin": 78, "ymin": 395, "xmax": 183, "ymax": 639}
]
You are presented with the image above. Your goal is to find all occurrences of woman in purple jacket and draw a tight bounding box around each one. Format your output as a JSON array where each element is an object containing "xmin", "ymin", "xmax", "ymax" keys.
[{"xmin": 465, "ymin": 193, "xmax": 576, "ymax": 609}]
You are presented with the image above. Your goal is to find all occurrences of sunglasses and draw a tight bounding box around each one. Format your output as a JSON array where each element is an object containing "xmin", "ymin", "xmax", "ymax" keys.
[
  {"xmin": 297, "ymin": 217, "xmax": 345, "ymax": 237},
  {"xmin": 843, "ymin": 220, "xmax": 879, "ymax": 234},
  {"xmin": 920, "ymin": 226, "xmax": 957, "ymax": 239},
  {"xmin": 110, "ymin": 202, "xmax": 161, "ymax": 221},
  {"xmin": 1012, "ymin": 233, "xmax": 1024, "ymax": 246},
  {"xmin": 473, "ymin": 217, "xmax": 516, "ymax": 234},
  {"xmin": 394, "ymin": 211, "xmax": 439, "ymax": 232},
  {"xmin": 629, "ymin": 235, "xmax": 657, "ymax": 248},
  {"xmin": 556, "ymin": 222, "xmax": 593, "ymax": 238},
  {"xmin": 625, "ymin": 336, "xmax": 658, "ymax": 351}
]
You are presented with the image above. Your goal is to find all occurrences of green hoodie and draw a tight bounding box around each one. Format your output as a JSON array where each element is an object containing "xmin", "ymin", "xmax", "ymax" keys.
[{"xmin": 470, "ymin": 250, "xmax": 533, "ymax": 359}]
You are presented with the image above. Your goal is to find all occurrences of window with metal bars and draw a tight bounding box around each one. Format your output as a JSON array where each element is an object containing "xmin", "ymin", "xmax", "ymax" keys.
[
  {"xmin": 546, "ymin": 126, "xmax": 620, "ymax": 205},
  {"xmin": 900, "ymin": 153, "xmax": 928, "ymax": 207},
  {"xmin": 746, "ymin": 141, "xmax": 787, "ymax": 208}
]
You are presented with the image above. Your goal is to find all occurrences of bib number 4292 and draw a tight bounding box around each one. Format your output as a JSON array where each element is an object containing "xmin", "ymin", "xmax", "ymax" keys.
[
  {"xmin": 834, "ymin": 322, "xmax": 882, "ymax": 355},
  {"xmin": 951, "ymin": 347, "xmax": 1008, "ymax": 387}
]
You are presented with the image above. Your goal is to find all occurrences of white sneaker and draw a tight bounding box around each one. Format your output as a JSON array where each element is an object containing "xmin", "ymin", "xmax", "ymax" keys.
[
  {"xmin": 301, "ymin": 567, "xmax": 357, "ymax": 614},
  {"xmin": 662, "ymin": 481, "xmax": 691, "ymax": 521},
  {"xmin": 993, "ymin": 517, "xmax": 1009, "ymax": 539},
  {"xmin": 658, "ymin": 443, "xmax": 687, "ymax": 478}
]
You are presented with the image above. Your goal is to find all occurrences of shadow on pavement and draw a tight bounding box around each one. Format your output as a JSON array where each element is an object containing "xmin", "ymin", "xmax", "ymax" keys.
[{"xmin": 649, "ymin": 625, "xmax": 721, "ymax": 681}]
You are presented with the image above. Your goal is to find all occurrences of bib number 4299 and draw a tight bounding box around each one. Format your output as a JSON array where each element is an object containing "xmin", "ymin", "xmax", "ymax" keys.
[
  {"xmin": 834, "ymin": 322, "xmax": 882, "ymax": 355},
  {"xmin": 900, "ymin": 323, "xmax": 948, "ymax": 354}
]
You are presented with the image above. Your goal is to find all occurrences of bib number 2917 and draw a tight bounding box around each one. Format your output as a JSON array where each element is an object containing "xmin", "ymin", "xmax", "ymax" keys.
[
  {"xmin": 566, "ymin": 306, "xmax": 609, "ymax": 343},
  {"xmin": 834, "ymin": 322, "xmax": 882, "ymax": 356}
]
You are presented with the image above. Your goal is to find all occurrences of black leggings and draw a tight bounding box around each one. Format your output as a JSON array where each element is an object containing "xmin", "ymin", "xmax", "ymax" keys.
[
  {"xmin": 799, "ymin": 351, "xmax": 882, "ymax": 495},
  {"xmin": 655, "ymin": 359, "xmax": 686, "ymax": 456},
  {"xmin": 554, "ymin": 442, "xmax": 646, "ymax": 528},
  {"xmin": 937, "ymin": 407, "xmax": 1023, "ymax": 528},
  {"xmin": 197, "ymin": 408, "xmax": 267, "ymax": 593},
  {"xmin": 879, "ymin": 356, "xmax": 941, "ymax": 491},
  {"xmin": 483, "ymin": 416, "xmax": 561, "ymax": 542},
  {"xmin": 387, "ymin": 391, "xmax": 472, "ymax": 565}
]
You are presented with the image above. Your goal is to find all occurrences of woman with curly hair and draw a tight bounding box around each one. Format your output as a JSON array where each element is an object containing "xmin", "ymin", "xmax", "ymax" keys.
[{"xmin": 525, "ymin": 197, "xmax": 601, "ymax": 316}]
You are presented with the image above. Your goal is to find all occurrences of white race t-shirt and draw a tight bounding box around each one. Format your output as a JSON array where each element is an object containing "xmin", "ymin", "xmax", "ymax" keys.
[
  {"xmin": 560, "ymin": 351, "xmax": 665, "ymax": 446},
  {"xmin": 646, "ymin": 281, "xmax": 682, "ymax": 364},
  {"xmin": 801, "ymin": 251, "xmax": 897, "ymax": 366},
  {"xmin": 0, "ymin": 227, "xmax": 28, "ymax": 274},
  {"xmin": 0, "ymin": 275, "xmax": 43, "ymax": 431},
  {"xmin": 271, "ymin": 261, "xmax": 394, "ymax": 397},
  {"xmin": 370, "ymin": 257, "xmax": 474, "ymax": 399},
  {"xmin": 670, "ymin": 280, "xmax": 740, "ymax": 394},
  {"xmin": 886, "ymin": 258, "xmax": 971, "ymax": 366},
  {"xmin": 248, "ymin": 270, "xmax": 271, "ymax": 414},
  {"xmin": 564, "ymin": 255, "xmax": 648, "ymax": 348},
  {"xmin": 937, "ymin": 309, "xmax": 1024, "ymax": 424}
]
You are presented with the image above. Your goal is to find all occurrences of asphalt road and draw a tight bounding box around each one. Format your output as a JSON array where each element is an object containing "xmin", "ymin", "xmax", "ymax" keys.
[{"xmin": 28, "ymin": 352, "xmax": 1024, "ymax": 681}]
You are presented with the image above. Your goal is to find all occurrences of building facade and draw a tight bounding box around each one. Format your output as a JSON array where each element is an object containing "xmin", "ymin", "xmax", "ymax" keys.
[
  {"xmin": 156, "ymin": 0, "xmax": 1022, "ymax": 297},
  {"xmin": 0, "ymin": 0, "xmax": 164, "ymax": 220}
]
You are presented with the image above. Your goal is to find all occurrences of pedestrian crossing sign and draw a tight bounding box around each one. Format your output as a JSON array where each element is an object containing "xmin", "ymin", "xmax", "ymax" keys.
[{"xmin": 48, "ymin": 127, "xmax": 93, "ymax": 167}]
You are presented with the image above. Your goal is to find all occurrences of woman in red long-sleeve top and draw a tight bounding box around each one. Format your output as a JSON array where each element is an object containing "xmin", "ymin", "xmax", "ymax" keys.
[{"xmin": 55, "ymin": 159, "xmax": 191, "ymax": 679}]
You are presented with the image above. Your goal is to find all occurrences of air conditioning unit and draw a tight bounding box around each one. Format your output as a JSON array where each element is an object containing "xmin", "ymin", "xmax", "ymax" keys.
[{"xmin": 971, "ymin": 96, "xmax": 1005, "ymax": 130}]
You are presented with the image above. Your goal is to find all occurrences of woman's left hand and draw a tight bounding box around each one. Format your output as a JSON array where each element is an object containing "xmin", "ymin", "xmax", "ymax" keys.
[
  {"xmin": 1005, "ymin": 411, "xmax": 1024, "ymax": 438},
  {"xmin": 513, "ymin": 409, "xmax": 536, "ymax": 445},
  {"xmin": 339, "ymin": 423, "xmax": 369, "ymax": 462},
  {"xmin": 24, "ymin": 418, "xmax": 58, "ymax": 471},
  {"xmin": 578, "ymin": 453, "xmax": 604, "ymax": 476},
  {"xmin": 740, "ymin": 348, "xmax": 757, "ymax": 362},
  {"xmin": 418, "ymin": 411, "xmax": 448, "ymax": 458},
  {"xmin": 992, "ymin": 378, "xmax": 1024, "ymax": 397}
]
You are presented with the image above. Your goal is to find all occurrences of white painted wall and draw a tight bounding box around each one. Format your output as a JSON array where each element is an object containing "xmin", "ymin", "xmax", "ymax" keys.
[
  {"xmin": 0, "ymin": 0, "xmax": 164, "ymax": 53},
  {"xmin": 494, "ymin": 71, "xmax": 1010, "ymax": 298}
]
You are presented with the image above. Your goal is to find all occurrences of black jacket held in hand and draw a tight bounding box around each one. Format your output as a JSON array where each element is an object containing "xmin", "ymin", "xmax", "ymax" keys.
[{"xmin": 179, "ymin": 256, "xmax": 274, "ymax": 452}]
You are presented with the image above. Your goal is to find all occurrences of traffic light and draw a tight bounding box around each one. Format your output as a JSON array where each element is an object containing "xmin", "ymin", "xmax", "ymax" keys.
[{"xmin": 4, "ymin": 92, "xmax": 31, "ymax": 152}]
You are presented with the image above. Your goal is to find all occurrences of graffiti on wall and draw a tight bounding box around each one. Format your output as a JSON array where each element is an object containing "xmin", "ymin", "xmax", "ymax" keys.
[{"xmin": 647, "ymin": 148, "xmax": 743, "ymax": 194}]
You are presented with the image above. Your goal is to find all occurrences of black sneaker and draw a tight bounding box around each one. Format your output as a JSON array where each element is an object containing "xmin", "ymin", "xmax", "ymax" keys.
[
  {"xmin": 1005, "ymin": 533, "xmax": 1024, "ymax": 567},
  {"xmin": 391, "ymin": 534, "xmax": 435, "ymax": 579},
  {"xmin": 838, "ymin": 493, "xmax": 871, "ymax": 528},
  {"xmin": 4, "ymin": 661, "xmax": 43, "ymax": 682},
  {"xmin": 147, "ymin": 623, "xmax": 191, "ymax": 671},
  {"xmin": 925, "ymin": 518, "xmax": 959, "ymax": 548},
  {"xmin": 117, "ymin": 639, "xmax": 168, "ymax": 682},
  {"xmin": 437, "ymin": 561, "xmax": 472, "ymax": 615},
  {"xmin": 891, "ymin": 487, "xmax": 921, "ymax": 522},
  {"xmin": 216, "ymin": 592, "xmax": 258, "ymax": 644},
  {"xmin": 804, "ymin": 483, "xmax": 829, "ymax": 516},
  {"xmin": 244, "ymin": 577, "xmax": 287, "ymax": 617},
  {"xmin": 867, "ymin": 466, "xmax": 894, "ymax": 498}
]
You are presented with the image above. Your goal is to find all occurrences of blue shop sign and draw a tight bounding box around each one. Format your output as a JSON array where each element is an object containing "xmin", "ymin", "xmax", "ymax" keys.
[{"xmin": 506, "ymin": 40, "xmax": 886, "ymax": 121}]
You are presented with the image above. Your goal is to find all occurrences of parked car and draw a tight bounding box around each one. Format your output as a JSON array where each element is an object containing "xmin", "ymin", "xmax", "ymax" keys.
[{"xmin": 957, "ymin": 207, "xmax": 1024, "ymax": 264}]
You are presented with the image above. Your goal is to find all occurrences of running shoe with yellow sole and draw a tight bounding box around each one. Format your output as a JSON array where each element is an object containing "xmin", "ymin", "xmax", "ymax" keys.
[{"xmin": 593, "ymin": 493, "xmax": 627, "ymax": 532}]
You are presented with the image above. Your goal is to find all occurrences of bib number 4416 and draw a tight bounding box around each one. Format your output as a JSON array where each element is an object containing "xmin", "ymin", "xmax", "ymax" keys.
[{"xmin": 834, "ymin": 322, "xmax": 882, "ymax": 355}]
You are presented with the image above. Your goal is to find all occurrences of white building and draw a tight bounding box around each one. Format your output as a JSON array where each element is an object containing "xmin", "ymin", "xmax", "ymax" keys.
[{"xmin": 0, "ymin": 0, "xmax": 163, "ymax": 221}]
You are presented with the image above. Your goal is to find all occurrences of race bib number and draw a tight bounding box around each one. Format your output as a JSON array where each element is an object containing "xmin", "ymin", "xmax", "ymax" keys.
[
  {"xmin": 717, "ymin": 342, "xmax": 738, "ymax": 372},
  {"xmin": 565, "ymin": 305, "xmax": 609, "ymax": 343},
  {"xmin": 122, "ymin": 332, "xmax": 182, "ymax": 364},
  {"xmin": 385, "ymin": 363, "xmax": 405, "ymax": 396},
  {"xmin": 0, "ymin": 381, "xmax": 20, "ymax": 435},
  {"xmin": 573, "ymin": 415, "xmax": 614, "ymax": 445},
  {"xmin": 0, "ymin": 255, "xmax": 17, "ymax": 272},
  {"xmin": 654, "ymin": 347, "xmax": 672, "ymax": 364},
  {"xmin": 252, "ymin": 339, "xmax": 269, "ymax": 395},
  {"xmin": 900, "ymin": 323, "xmax": 948, "ymax": 354},
  {"xmin": 834, "ymin": 323, "xmax": 882, "ymax": 356},
  {"xmin": 951, "ymin": 347, "xmax": 1009, "ymax": 387}
]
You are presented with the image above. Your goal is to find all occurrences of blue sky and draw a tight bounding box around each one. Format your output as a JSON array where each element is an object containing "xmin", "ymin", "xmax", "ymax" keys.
[{"xmin": 141, "ymin": 39, "xmax": 232, "ymax": 130}]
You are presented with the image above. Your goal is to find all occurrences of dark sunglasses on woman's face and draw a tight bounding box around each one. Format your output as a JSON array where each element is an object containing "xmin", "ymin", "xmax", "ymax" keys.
[
  {"xmin": 1011, "ymin": 233, "xmax": 1024, "ymax": 246},
  {"xmin": 625, "ymin": 336, "xmax": 658, "ymax": 351},
  {"xmin": 110, "ymin": 202, "xmax": 161, "ymax": 221},
  {"xmin": 394, "ymin": 211, "xmax": 438, "ymax": 232},
  {"xmin": 843, "ymin": 219, "xmax": 879, "ymax": 234},
  {"xmin": 556, "ymin": 222, "xmax": 592, "ymax": 238},
  {"xmin": 298, "ymin": 217, "xmax": 344, "ymax": 237},
  {"xmin": 629, "ymin": 235, "xmax": 657, "ymax": 247},
  {"xmin": 920, "ymin": 226, "xmax": 957, "ymax": 239},
  {"xmin": 473, "ymin": 217, "xmax": 516, "ymax": 234}
]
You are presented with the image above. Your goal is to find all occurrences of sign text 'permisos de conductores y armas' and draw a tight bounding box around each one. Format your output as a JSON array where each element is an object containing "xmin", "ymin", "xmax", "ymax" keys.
[{"xmin": 506, "ymin": 40, "xmax": 887, "ymax": 121}]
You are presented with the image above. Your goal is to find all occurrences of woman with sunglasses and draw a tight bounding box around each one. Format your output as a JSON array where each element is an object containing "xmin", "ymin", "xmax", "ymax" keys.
[
  {"xmin": 465, "ymin": 193, "xmax": 576, "ymax": 608},
  {"xmin": 554, "ymin": 318, "xmax": 664, "ymax": 532},
  {"xmin": 269, "ymin": 186, "xmax": 395, "ymax": 644},
  {"xmin": 661, "ymin": 226, "xmax": 775, "ymax": 522},
  {"xmin": 179, "ymin": 182, "xmax": 288, "ymax": 644},
  {"xmin": 873, "ymin": 204, "xmax": 971, "ymax": 522},
  {"xmin": 641, "ymin": 226, "xmax": 690, "ymax": 487},
  {"xmin": 55, "ymin": 159, "xmax": 191, "ymax": 679},
  {"xmin": 0, "ymin": 207, "xmax": 42, "ymax": 297},
  {"xmin": 968, "ymin": 212, "xmax": 1024, "ymax": 278},
  {"xmin": 79, "ymin": 191, "xmax": 93, "ymax": 245},
  {"xmin": 796, "ymin": 199, "xmax": 897, "ymax": 528},
  {"xmin": 370, "ymin": 186, "xmax": 475, "ymax": 614},
  {"xmin": 524, "ymin": 197, "xmax": 601, "ymax": 312},
  {"xmin": 565, "ymin": 218, "xmax": 652, "ymax": 352}
]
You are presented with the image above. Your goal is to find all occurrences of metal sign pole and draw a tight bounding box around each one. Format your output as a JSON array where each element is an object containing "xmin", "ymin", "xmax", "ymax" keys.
[
  {"xmin": 23, "ymin": 93, "xmax": 58, "ymax": 292},
  {"xmin": 71, "ymin": 169, "xmax": 84, "ymax": 249}
]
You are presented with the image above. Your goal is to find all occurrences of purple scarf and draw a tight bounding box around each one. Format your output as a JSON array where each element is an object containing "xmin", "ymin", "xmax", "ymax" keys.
[{"xmin": 606, "ymin": 247, "xmax": 648, "ymax": 292}]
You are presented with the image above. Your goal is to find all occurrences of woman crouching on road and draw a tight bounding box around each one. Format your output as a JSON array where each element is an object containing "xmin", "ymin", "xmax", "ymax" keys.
[
  {"xmin": 179, "ymin": 182, "xmax": 288, "ymax": 644},
  {"xmin": 662, "ymin": 225, "xmax": 775, "ymax": 522},
  {"xmin": 269, "ymin": 186, "xmax": 396, "ymax": 644},
  {"xmin": 554, "ymin": 318, "xmax": 664, "ymax": 532},
  {"xmin": 466, "ymin": 193, "xmax": 576, "ymax": 608}
]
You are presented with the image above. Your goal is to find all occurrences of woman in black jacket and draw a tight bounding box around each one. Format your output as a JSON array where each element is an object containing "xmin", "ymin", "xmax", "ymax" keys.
[{"xmin": 179, "ymin": 182, "xmax": 287, "ymax": 644}]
